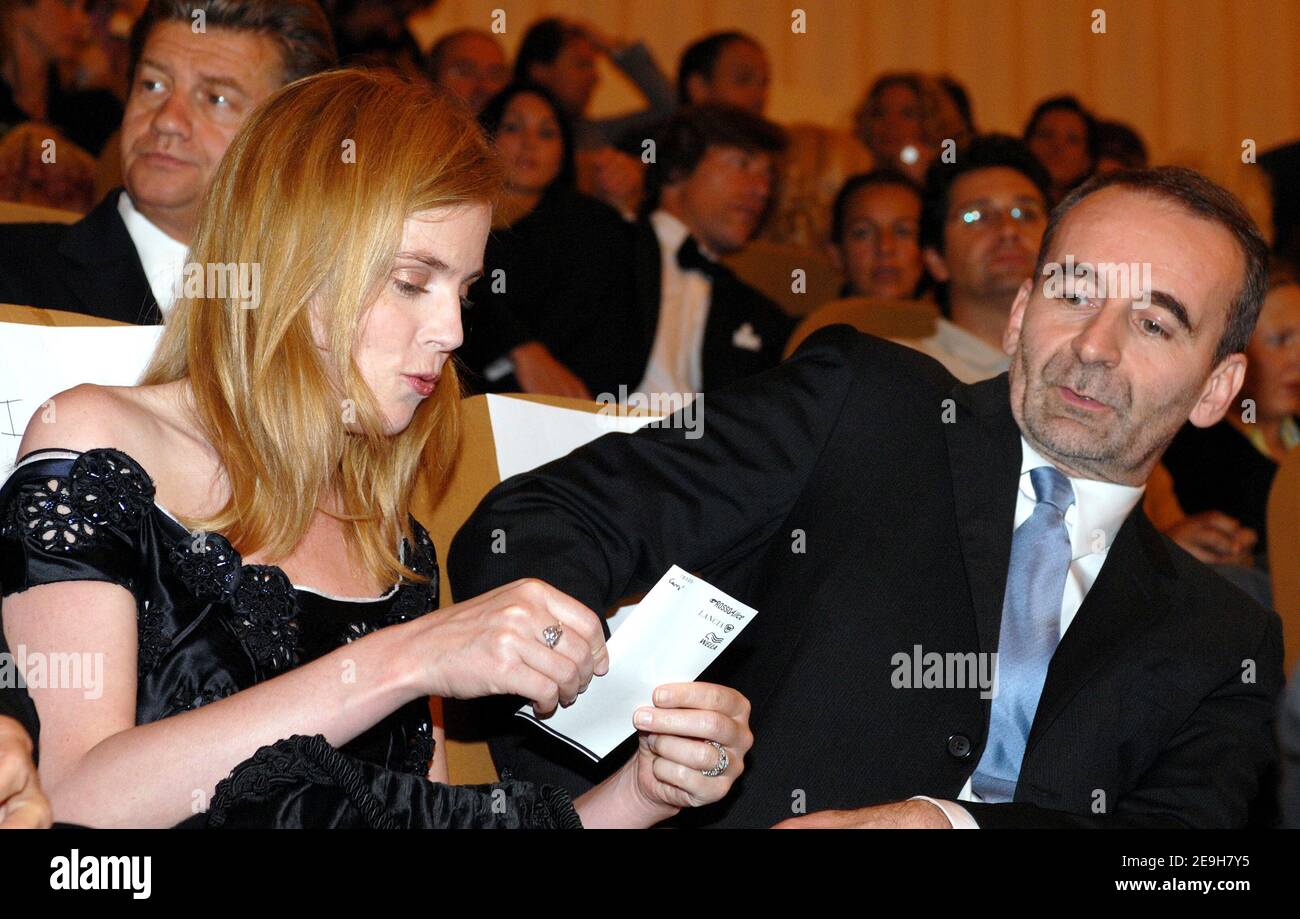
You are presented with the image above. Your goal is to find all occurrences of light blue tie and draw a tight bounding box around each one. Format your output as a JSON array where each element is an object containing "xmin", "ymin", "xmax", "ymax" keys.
[{"xmin": 971, "ymin": 465, "xmax": 1076, "ymax": 803}]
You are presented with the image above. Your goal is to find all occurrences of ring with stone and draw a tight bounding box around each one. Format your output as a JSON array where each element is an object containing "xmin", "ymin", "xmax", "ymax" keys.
[
  {"xmin": 702, "ymin": 741, "xmax": 729, "ymax": 777},
  {"xmin": 541, "ymin": 623, "xmax": 563, "ymax": 649}
]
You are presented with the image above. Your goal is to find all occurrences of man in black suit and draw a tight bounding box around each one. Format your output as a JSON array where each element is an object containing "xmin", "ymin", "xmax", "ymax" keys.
[
  {"xmin": 449, "ymin": 166, "xmax": 1283, "ymax": 828},
  {"xmin": 621, "ymin": 103, "xmax": 795, "ymax": 401},
  {"xmin": 0, "ymin": 0, "xmax": 336, "ymax": 324}
]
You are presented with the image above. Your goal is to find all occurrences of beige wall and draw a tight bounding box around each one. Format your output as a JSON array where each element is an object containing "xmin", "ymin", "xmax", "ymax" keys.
[{"xmin": 415, "ymin": 0, "xmax": 1299, "ymax": 169}]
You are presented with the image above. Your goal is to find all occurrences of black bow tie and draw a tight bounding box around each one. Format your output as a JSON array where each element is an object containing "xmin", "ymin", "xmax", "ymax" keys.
[{"xmin": 676, "ymin": 236, "xmax": 728, "ymax": 281}]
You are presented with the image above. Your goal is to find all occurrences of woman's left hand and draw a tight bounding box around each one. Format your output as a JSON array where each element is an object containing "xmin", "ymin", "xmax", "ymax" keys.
[{"xmin": 630, "ymin": 682, "xmax": 752, "ymax": 812}]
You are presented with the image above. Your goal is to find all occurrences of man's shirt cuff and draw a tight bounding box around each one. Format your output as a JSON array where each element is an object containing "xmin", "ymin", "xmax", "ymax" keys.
[{"xmin": 909, "ymin": 796, "xmax": 980, "ymax": 829}]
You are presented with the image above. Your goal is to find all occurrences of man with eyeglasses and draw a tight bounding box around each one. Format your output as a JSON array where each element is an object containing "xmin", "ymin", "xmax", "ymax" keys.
[{"xmin": 897, "ymin": 134, "xmax": 1053, "ymax": 383}]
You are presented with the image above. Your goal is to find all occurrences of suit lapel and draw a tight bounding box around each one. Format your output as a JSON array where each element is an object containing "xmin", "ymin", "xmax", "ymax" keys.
[
  {"xmin": 942, "ymin": 373, "xmax": 1023, "ymax": 657},
  {"xmin": 1024, "ymin": 509, "xmax": 1175, "ymax": 758},
  {"xmin": 59, "ymin": 189, "xmax": 162, "ymax": 325}
]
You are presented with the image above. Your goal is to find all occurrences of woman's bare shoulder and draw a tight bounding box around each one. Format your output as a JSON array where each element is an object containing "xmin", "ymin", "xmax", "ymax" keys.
[{"xmin": 16, "ymin": 382, "xmax": 188, "ymax": 469}]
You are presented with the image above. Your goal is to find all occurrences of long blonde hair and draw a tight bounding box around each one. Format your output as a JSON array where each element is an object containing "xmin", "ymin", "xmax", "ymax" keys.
[{"xmin": 142, "ymin": 68, "xmax": 501, "ymax": 586}]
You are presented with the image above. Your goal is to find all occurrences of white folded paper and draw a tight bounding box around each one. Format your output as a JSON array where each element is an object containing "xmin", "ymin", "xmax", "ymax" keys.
[{"xmin": 516, "ymin": 564, "xmax": 758, "ymax": 761}]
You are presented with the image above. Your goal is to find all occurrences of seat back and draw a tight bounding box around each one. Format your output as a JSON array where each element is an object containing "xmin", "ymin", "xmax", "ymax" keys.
[
  {"xmin": 0, "ymin": 201, "xmax": 82, "ymax": 224},
  {"xmin": 723, "ymin": 240, "xmax": 844, "ymax": 317},
  {"xmin": 784, "ymin": 297, "xmax": 940, "ymax": 357}
]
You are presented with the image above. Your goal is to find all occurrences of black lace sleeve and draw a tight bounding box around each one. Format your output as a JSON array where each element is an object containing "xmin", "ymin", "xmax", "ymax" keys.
[
  {"xmin": 188, "ymin": 735, "xmax": 583, "ymax": 829},
  {"xmin": 0, "ymin": 449, "xmax": 153, "ymax": 599}
]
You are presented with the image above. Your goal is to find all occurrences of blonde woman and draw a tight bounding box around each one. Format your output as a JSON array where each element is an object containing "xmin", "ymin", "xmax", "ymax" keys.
[
  {"xmin": 852, "ymin": 71, "xmax": 970, "ymax": 186},
  {"xmin": 0, "ymin": 69, "xmax": 752, "ymax": 829}
]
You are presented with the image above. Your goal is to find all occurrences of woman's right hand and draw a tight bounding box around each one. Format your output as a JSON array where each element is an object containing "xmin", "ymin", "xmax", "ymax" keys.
[
  {"xmin": 404, "ymin": 578, "xmax": 608, "ymax": 715},
  {"xmin": 0, "ymin": 715, "xmax": 52, "ymax": 829}
]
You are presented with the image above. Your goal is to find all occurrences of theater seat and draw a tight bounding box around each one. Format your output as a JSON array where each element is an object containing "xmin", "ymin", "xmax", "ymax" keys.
[
  {"xmin": 723, "ymin": 239, "xmax": 844, "ymax": 317},
  {"xmin": 0, "ymin": 200, "xmax": 81, "ymax": 224},
  {"xmin": 784, "ymin": 296, "xmax": 940, "ymax": 357},
  {"xmin": 1268, "ymin": 445, "xmax": 1300, "ymax": 675},
  {"xmin": 0, "ymin": 303, "xmax": 124, "ymax": 326}
]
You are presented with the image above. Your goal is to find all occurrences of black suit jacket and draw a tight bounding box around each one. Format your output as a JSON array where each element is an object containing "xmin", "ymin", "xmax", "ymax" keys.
[
  {"xmin": 0, "ymin": 188, "xmax": 162, "ymax": 325},
  {"xmin": 448, "ymin": 325, "xmax": 1284, "ymax": 828},
  {"xmin": 630, "ymin": 219, "xmax": 795, "ymax": 393}
]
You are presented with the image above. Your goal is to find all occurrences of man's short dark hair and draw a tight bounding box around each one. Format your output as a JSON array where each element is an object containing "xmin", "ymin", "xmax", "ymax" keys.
[
  {"xmin": 920, "ymin": 133, "xmax": 1052, "ymax": 254},
  {"xmin": 676, "ymin": 31, "xmax": 759, "ymax": 106},
  {"xmin": 643, "ymin": 103, "xmax": 786, "ymax": 213},
  {"xmin": 830, "ymin": 169, "xmax": 924, "ymax": 245},
  {"xmin": 128, "ymin": 0, "xmax": 336, "ymax": 87},
  {"xmin": 1095, "ymin": 120, "xmax": 1148, "ymax": 169},
  {"xmin": 513, "ymin": 17, "xmax": 582, "ymax": 82},
  {"xmin": 1035, "ymin": 166, "xmax": 1269, "ymax": 364}
]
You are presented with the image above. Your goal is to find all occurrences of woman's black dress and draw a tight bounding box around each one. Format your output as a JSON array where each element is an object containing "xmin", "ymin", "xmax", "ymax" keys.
[
  {"xmin": 1161, "ymin": 419, "xmax": 1296, "ymax": 567},
  {"xmin": 0, "ymin": 446, "xmax": 580, "ymax": 828}
]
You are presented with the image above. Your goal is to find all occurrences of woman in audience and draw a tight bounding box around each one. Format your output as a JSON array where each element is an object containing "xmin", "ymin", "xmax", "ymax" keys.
[
  {"xmin": 852, "ymin": 71, "xmax": 969, "ymax": 185},
  {"xmin": 828, "ymin": 169, "xmax": 929, "ymax": 301},
  {"xmin": 458, "ymin": 81, "xmax": 643, "ymax": 400},
  {"xmin": 0, "ymin": 69, "xmax": 752, "ymax": 829},
  {"xmin": 1023, "ymin": 95, "xmax": 1097, "ymax": 204},
  {"xmin": 1162, "ymin": 259, "xmax": 1300, "ymax": 585}
]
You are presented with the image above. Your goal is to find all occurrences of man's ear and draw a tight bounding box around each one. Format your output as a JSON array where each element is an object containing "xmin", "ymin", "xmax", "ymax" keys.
[
  {"xmin": 1002, "ymin": 279, "xmax": 1034, "ymax": 356},
  {"xmin": 1188, "ymin": 352, "xmax": 1247, "ymax": 428},
  {"xmin": 923, "ymin": 246, "xmax": 949, "ymax": 284}
]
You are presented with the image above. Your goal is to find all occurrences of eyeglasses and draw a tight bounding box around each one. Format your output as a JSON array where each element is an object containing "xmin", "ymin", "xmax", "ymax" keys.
[{"xmin": 948, "ymin": 203, "xmax": 1045, "ymax": 228}]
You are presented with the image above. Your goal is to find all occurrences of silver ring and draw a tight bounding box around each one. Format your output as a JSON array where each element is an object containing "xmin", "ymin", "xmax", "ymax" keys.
[
  {"xmin": 541, "ymin": 623, "xmax": 563, "ymax": 649},
  {"xmin": 702, "ymin": 741, "xmax": 729, "ymax": 777}
]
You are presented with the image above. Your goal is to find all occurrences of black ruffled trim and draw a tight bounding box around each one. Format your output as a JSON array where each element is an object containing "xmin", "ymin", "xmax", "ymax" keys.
[
  {"xmin": 208, "ymin": 734, "xmax": 397, "ymax": 829},
  {"xmin": 202, "ymin": 735, "xmax": 584, "ymax": 829},
  {"xmin": 535, "ymin": 784, "xmax": 584, "ymax": 829}
]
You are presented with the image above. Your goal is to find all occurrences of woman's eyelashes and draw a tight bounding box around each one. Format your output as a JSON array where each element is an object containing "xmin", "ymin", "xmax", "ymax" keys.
[
  {"xmin": 394, "ymin": 279, "xmax": 427, "ymax": 298},
  {"xmin": 392, "ymin": 274, "xmax": 476, "ymax": 311}
]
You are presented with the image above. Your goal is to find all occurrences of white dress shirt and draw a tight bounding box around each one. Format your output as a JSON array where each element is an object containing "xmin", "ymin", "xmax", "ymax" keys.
[
  {"xmin": 893, "ymin": 318, "xmax": 1011, "ymax": 384},
  {"xmin": 916, "ymin": 435, "xmax": 1146, "ymax": 827},
  {"xmin": 117, "ymin": 191, "xmax": 189, "ymax": 317},
  {"xmin": 635, "ymin": 209, "xmax": 711, "ymax": 400}
]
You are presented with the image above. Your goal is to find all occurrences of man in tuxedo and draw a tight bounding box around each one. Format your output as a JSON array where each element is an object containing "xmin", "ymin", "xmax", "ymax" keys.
[
  {"xmin": 0, "ymin": 0, "xmax": 336, "ymax": 324},
  {"xmin": 449, "ymin": 166, "xmax": 1282, "ymax": 828},
  {"xmin": 625, "ymin": 103, "xmax": 796, "ymax": 402}
]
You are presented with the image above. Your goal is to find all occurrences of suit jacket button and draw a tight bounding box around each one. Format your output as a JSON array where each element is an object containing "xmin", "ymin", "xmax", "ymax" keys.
[{"xmin": 947, "ymin": 734, "xmax": 973, "ymax": 759}]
